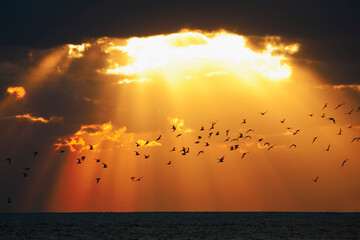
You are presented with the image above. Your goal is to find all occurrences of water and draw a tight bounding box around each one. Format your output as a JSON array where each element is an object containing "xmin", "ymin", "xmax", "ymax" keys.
[{"xmin": 0, "ymin": 212, "xmax": 359, "ymax": 239}]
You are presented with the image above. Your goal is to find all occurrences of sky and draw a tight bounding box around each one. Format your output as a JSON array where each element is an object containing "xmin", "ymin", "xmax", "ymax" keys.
[{"xmin": 0, "ymin": 0, "xmax": 359, "ymax": 212}]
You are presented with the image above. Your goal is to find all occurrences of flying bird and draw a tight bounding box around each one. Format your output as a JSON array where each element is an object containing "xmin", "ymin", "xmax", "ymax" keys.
[
  {"xmin": 258, "ymin": 138, "xmax": 264, "ymax": 142},
  {"xmin": 313, "ymin": 176, "xmax": 319, "ymax": 183},
  {"xmin": 334, "ymin": 103, "xmax": 345, "ymax": 110},
  {"xmin": 89, "ymin": 145, "xmax": 93, "ymax": 150},
  {"xmin": 156, "ymin": 135, "xmax": 161, "ymax": 141},
  {"xmin": 241, "ymin": 152, "xmax": 249, "ymax": 159},
  {"xmin": 7, "ymin": 197, "xmax": 11, "ymax": 204},
  {"xmin": 172, "ymin": 125, "xmax": 177, "ymax": 132},
  {"xmin": 321, "ymin": 113, "xmax": 325, "ymax": 118},
  {"xmin": 338, "ymin": 128, "xmax": 342, "ymax": 135},
  {"xmin": 33, "ymin": 152, "xmax": 38, "ymax": 157},
  {"xmin": 293, "ymin": 129, "xmax": 300, "ymax": 135},
  {"xmin": 95, "ymin": 159, "xmax": 101, "ymax": 162},
  {"xmin": 135, "ymin": 142, "xmax": 140, "ymax": 147},
  {"xmin": 312, "ymin": 137, "xmax": 318, "ymax": 143},
  {"xmin": 81, "ymin": 156, "xmax": 85, "ymax": 161},
  {"xmin": 308, "ymin": 113, "xmax": 313, "ymax": 117},
  {"xmin": 102, "ymin": 163, "xmax": 108, "ymax": 168},
  {"xmin": 264, "ymin": 142, "xmax": 270, "ymax": 146},
  {"xmin": 144, "ymin": 155, "xmax": 150, "ymax": 159},
  {"xmin": 244, "ymin": 135, "xmax": 252, "ymax": 139},
  {"xmin": 96, "ymin": 178, "xmax": 101, "ymax": 183},
  {"xmin": 246, "ymin": 129, "xmax": 254, "ymax": 134},
  {"xmin": 4, "ymin": 157, "xmax": 11, "ymax": 164},
  {"xmin": 289, "ymin": 144, "xmax": 296, "ymax": 148},
  {"xmin": 131, "ymin": 177, "xmax": 143, "ymax": 182},
  {"xmin": 176, "ymin": 134, "xmax": 182, "ymax": 138},
  {"xmin": 22, "ymin": 172, "xmax": 28, "ymax": 178},
  {"xmin": 170, "ymin": 147, "xmax": 176, "ymax": 152},
  {"xmin": 341, "ymin": 159, "xmax": 348, "ymax": 168},
  {"xmin": 166, "ymin": 161, "xmax": 172, "ymax": 165},
  {"xmin": 241, "ymin": 119, "xmax": 246, "ymax": 124},
  {"xmin": 197, "ymin": 151, "xmax": 204, "ymax": 156},
  {"xmin": 346, "ymin": 109, "xmax": 353, "ymax": 115},
  {"xmin": 218, "ymin": 156, "xmax": 225, "ymax": 163},
  {"xmin": 280, "ymin": 119, "xmax": 285, "ymax": 123},
  {"xmin": 328, "ymin": 117, "xmax": 336, "ymax": 124},
  {"xmin": 144, "ymin": 140, "xmax": 149, "ymax": 145},
  {"xmin": 215, "ymin": 131, "xmax": 220, "ymax": 136},
  {"xmin": 267, "ymin": 145, "xmax": 275, "ymax": 151},
  {"xmin": 60, "ymin": 150, "xmax": 65, "ymax": 153},
  {"xmin": 224, "ymin": 137, "xmax": 230, "ymax": 142},
  {"xmin": 226, "ymin": 129, "xmax": 230, "ymax": 136},
  {"xmin": 134, "ymin": 151, "xmax": 140, "ymax": 156},
  {"xmin": 325, "ymin": 144, "xmax": 330, "ymax": 151},
  {"xmin": 76, "ymin": 158, "xmax": 82, "ymax": 164},
  {"xmin": 205, "ymin": 142, "xmax": 210, "ymax": 147},
  {"xmin": 200, "ymin": 126, "xmax": 204, "ymax": 131},
  {"xmin": 24, "ymin": 168, "xmax": 30, "ymax": 171},
  {"xmin": 260, "ymin": 111, "xmax": 267, "ymax": 115},
  {"xmin": 208, "ymin": 132, "xmax": 213, "ymax": 138},
  {"xmin": 322, "ymin": 103, "xmax": 327, "ymax": 110}
]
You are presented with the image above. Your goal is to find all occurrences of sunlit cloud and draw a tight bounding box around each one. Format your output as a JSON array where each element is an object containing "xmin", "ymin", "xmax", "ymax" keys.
[
  {"xmin": 117, "ymin": 78, "xmax": 151, "ymax": 84},
  {"xmin": 15, "ymin": 113, "xmax": 62, "ymax": 123},
  {"xmin": 67, "ymin": 43, "xmax": 91, "ymax": 58},
  {"xmin": 333, "ymin": 84, "xmax": 360, "ymax": 92},
  {"xmin": 7, "ymin": 86, "xmax": 26, "ymax": 99}
]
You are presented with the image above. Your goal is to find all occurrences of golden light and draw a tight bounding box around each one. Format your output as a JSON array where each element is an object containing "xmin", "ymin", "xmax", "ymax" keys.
[
  {"xmin": 15, "ymin": 113, "xmax": 62, "ymax": 123},
  {"xmin": 67, "ymin": 43, "xmax": 91, "ymax": 58},
  {"xmin": 7, "ymin": 86, "xmax": 26, "ymax": 99}
]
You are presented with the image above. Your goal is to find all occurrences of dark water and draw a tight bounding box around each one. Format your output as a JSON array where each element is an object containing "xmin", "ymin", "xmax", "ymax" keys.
[{"xmin": 0, "ymin": 212, "xmax": 359, "ymax": 239}]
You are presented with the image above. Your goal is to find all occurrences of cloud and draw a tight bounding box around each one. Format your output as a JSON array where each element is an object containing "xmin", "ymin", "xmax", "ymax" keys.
[
  {"xmin": 333, "ymin": 84, "xmax": 360, "ymax": 92},
  {"xmin": 14, "ymin": 113, "xmax": 62, "ymax": 123},
  {"xmin": 7, "ymin": 86, "xmax": 25, "ymax": 99}
]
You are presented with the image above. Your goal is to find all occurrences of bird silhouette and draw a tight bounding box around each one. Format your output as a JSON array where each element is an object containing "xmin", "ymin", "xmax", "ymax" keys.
[
  {"xmin": 341, "ymin": 159, "xmax": 348, "ymax": 168},
  {"xmin": 195, "ymin": 141, "xmax": 200, "ymax": 144},
  {"xmin": 197, "ymin": 151, "xmax": 204, "ymax": 156},
  {"xmin": 96, "ymin": 159, "xmax": 101, "ymax": 162},
  {"xmin": 244, "ymin": 135, "xmax": 252, "ymax": 139},
  {"xmin": 328, "ymin": 117, "xmax": 336, "ymax": 124},
  {"xmin": 172, "ymin": 125, "xmax": 177, "ymax": 132},
  {"xmin": 264, "ymin": 142, "xmax": 270, "ymax": 146},
  {"xmin": 258, "ymin": 138, "xmax": 263, "ymax": 142},
  {"xmin": 267, "ymin": 145, "xmax": 275, "ymax": 151},
  {"xmin": 280, "ymin": 119, "xmax": 285, "ymax": 123},
  {"xmin": 226, "ymin": 129, "xmax": 230, "ymax": 136},
  {"xmin": 338, "ymin": 128, "xmax": 342, "ymax": 135},
  {"xmin": 246, "ymin": 129, "xmax": 254, "ymax": 134},
  {"xmin": 170, "ymin": 147, "xmax": 175, "ymax": 152},
  {"xmin": 348, "ymin": 124, "xmax": 352, "ymax": 129},
  {"xmin": 322, "ymin": 103, "xmax": 327, "ymax": 110},
  {"xmin": 241, "ymin": 152, "xmax": 249, "ymax": 159},
  {"xmin": 89, "ymin": 145, "xmax": 93, "ymax": 150},
  {"xmin": 238, "ymin": 133, "xmax": 243, "ymax": 138},
  {"xmin": 224, "ymin": 137, "xmax": 230, "ymax": 142},
  {"xmin": 313, "ymin": 176, "xmax": 319, "ymax": 183},
  {"xmin": 321, "ymin": 113, "xmax": 325, "ymax": 118},
  {"xmin": 81, "ymin": 156, "xmax": 85, "ymax": 161},
  {"xmin": 144, "ymin": 155, "xmax": 150, "ymax": 159},
  {"xmin": 200, "ymin": 126, "xmax": 204, "ymax": 131},
  {"xmin": 60, "ymin": 150, "xmax": 65, "ymax": 153},
  {"xmin": 293, "ymin": 129, "xmax": 300, "ymax": 135},
  {"xmin": 335, "ymin": 103, "xmax": 345, "ymax": 110},
  {"xmin": 22, "ymin": 172, "xmax": 28, "ymax": 177},
  {"xmin": 33, "ymin": 152, "xmax": 38, "ymax": 157},
  {"xmin": 24, "ymin": 168, "xmax": 30, "ymax": 170},
  {"xmin": 4, "ymin": 157, "xmax": 11, "ymax": 164},
  {"xmin": 208, "ymin": 132, "xmax": 213, "ymax": 138},
  {"xmin": 197, "ymin": 136, "xmax": 202, "ymax": 139},
  {"xmin": 312, "ymin": 137, "xmax": 318, "ymax": 143},
  {"xmin": 135, "ymin": 142, "xmax": 140, "ymax": 147},
  {"xmin": 76, "ymin": 158, "xmax": 82, "ymax": 164},
  {"xmin": 96, "ymin": 178, "xmax": 101, "ymax": 183},
  {"xmin": 325, "ymin": 144, "xmax": 330, "ymax": 151},
  {"xmin": 260, "ymin": 111, "xmax": 267, "ymax": 115},
  {"xmin": 134, "ymin": 151, "xmax": 140, "ymax": 156},
  {"xmin": 166, "ymin": 161, "xmax": 171, "ymax": 165},
  {"xmin": 131, "ymin": 177, "xmax": 143, "ymax": 182},
  {"xmin": 289, "ymin": 144, "xmax": 296, "ymax": 148},
  {"xmin": 346, "ymin": 109, "xmax": 353, "ymax": 115},
  {"xmin": 351, "ymin": 137, "xmax": 359, "ymax": 143},
  {"xmin": 215, "ymin": 131, "xmax": 220, "ymax": 136},
  {"xmin": 241, "ymin": 119, "xmax": 246, "ymax": 124},
  {"xmin": 176, "ymin": 134, "xmax": 182, "ymax": 138},
  {"xmin": 144, "ymin": 140, "xmax": 149, "ymax": 145},
  {"xmin": 156, "ymin": 135, "xmax": 161, "ymax": 141},
  {"xmin": 205, "ymin": 142, "xmax": 210, "ymax": 147},
  {"xmin": 218, "ymin": 156, "xmax": 225, "ymax": 163},
  {"xmin": 357, "ymin": 106, "xmax": 360, "ymax": 112},
  {"xmin": 308, "ymin": 113, "xmax": 313, "ymax": 117},
  {"xmin": 7, "ymin": 197, "xmax": 11, "ymax": 204},
  {"xmin": 102, "ymin": 163, "xmax": 108, "ymax": 168}
]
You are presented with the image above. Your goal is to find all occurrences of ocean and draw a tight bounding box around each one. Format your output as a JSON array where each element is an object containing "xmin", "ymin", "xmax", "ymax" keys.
[{"xmin": 0, "ymin": 212, "xmax": 359, "ymax": 239}]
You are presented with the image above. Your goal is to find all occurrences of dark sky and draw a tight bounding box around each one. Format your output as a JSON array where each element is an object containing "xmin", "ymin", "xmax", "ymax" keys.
[{"xmin": 0, "ymin": 0, "xmax": 359, "ymax": 84}]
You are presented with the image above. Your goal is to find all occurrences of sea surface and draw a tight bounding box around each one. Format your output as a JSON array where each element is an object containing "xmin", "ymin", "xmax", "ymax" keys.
[{"xmin": 0, "ymin": 212, "xmax": 359, "ymax": 239}]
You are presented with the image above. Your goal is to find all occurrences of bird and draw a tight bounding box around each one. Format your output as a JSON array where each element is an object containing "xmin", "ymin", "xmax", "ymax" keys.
[
  {"xmin": 215, "ymin": 131, "xmax": 220, "ymax": 136},
  {"xmin": 341, "ymin": 159, "xmax": 348, "ymax": 168},
  {"xmin": 289, "ymin": 144, "xmax": 296, "ymax": 148},
  {"xmin": 208, "ymin": 132, "xmax": 213, "ymax": 138},
  {"xmin": 22, "ymin": 172, "xmax": 28, "ymax": 177},
  {"xmin": 346, "ymin": 109, "xmax": 353, "ymax": 115},
  {"xmin": 267, "ymin": 145, "xmax": 275, "ymax": 151},
  {"xmin": 321, "ymin": 113, "xmax": 325, "ymax": 118},
  {"xmin": 322, "ymin": 103, "xmax": 327, "ymax": 110},
  {"xmin": 258, "ymin": 138, "xmax": 263, "ymax": 142},
  {"xmin": 195, "ymin": 141, "xmax": 200, "ymax": 144},
  {"xmin": 226, "ymin": 129, "xmax": 230, "ymax": 136},
  {"xmin": 335, "ymin": 103, "xmax": 345, "ymax": 110},
  {"xmin": 176, "ymin": 134, "xmax": 182, "ymax": 138},
  {"xmin": 197, "ymin": 136, "xmax": 202, "ymax": 139},
  {"xmin": 33, "ymin": 152, "xmax": 38, "ymax": 157},
  {"xmin": 24, "ymin": 168, "xmax": 30, "ymax": 170},
  {"xmin": 95, "ymin": 159, "xmax": 101, "ymax": 162},
  {"xmin": 312, "ymin": 137, "xmax": 318, "ymax": 143},
  {"xmin": 102, "ymin": 163, "xmax": 108, "ymax": 168},
  {"xmin": 357, "ymin": 106, "xmax": 360, "ymax": 112},
  {"xmin": 264, "ymin": 142, "xmax": 270, "ymax": 146},
  {"xmin": 197, "ymin": 151, "xmax": 204, "ymax": 156},
  {"xmin": 348, "ymin": 124, "xmax": 352, "ymax": 129},
  {"xmin": 81, "ymin": 156, "xmax": 85, "ymax": 161},
  {"xmin": 144, "ymin": 155, "xmax": 150, "ymax": 159},
  {"xmin": 280, "ymin": 119, "xmax": 285, "ymax": 123},
  {"xmin": 4, "ymin": 157, "xmax": 11, "ymax": 164},
  {"xmin": 205, "ymin": 142, "xmax": 210, "ymax": 147},
  {"xmin": 313, "ymin": 176, "xmax": 319, "ymax": 183},
  {"xmin": 224, "ymin": 137, "xmax": 230, "ymax": 142},
  {"xmin": 156, "ymin": 135, "xmax": 161, "ymax": 141},
  {"xmin": 96, "ymin": 178, "xmax": 101, "ymax": 183},
  {"xmin": 241, "ymin": 152, "xmax": 249, "ymax": 159},
  {"xmin": 60, "ymin": 150, "xmax": 65, "ymax": 153},
  {"xmin": 325, "ymin": 144, "xmax": 330, "ymax": 151},
  {"xmin": 293, "ymin": 129, "xmax": 300, "ymax": 135},
  {"xmin": 246, "ymin": 129, "xmax": 254, "ymax": 134},
  {"xmin": 328, "ymin": 117, "xmax": 336, "ymax": 124},
  {"xmin": 172, "ymin": 125, "xmax": 177, "ymax": 132},
  {"xmin": 351, "ymin": 137, "xmax": 358, "ymax": 143},
  {"xmin": 166, "ymin": 161, "xmax": 172, "ymax": 165},
  {"xmin": 89, "ymin": 145, "xmax": 93, "ymax": 150},
  {"xmin": 170, "ymin": 147, "xmax": 175, "ymax": 152},
  {"xmin": 134, "ymin": 151, "xmax": 140, "ymax": 156},
  {"xmin": 308, "ymin": 113, "xmax": 313, "ymax": 117},
  {"xmin": 135, "ymin": 142, "xmax": 140, "ymax": 147},
  {"xmin": 144, "ymin": 140, "xmax": 149, "ymax": 145},
  {"xmin": 131, "ymin": 177, "xmax": 143, "ymax": 182},
  {"xmin": 241, "ymin": 119, "xmax": 246, "ymax": 124},
  {"xmin": 218, "ymin": 156, "xmax": 225, "ymax": 163},
  {"xmin": 7, "ymin": 197, "xmax": 11, "ymax": 204},
  {"xmin": 260, "ymin": 111, "xmax": 267, "ymax": 115},
  {"xmin": 76, "ymin": 158, "xmax": 82, "ymax": 164},
  {"xmin": 200, "ymin": 126, "xmax": 204, "ymax": 131},
  {"xmin": 136, "ymin": 177, "xmax": 143, "ymax": 182},
  {"xmin": 338, "ymin": 128, "xmax": 342, "ymax": 135},
  {"xmin": 238, "ymin": 133, "xmax": 243, "ymax": 138},
  {"xmin": 244, "ymin": 135, "xmax": 252, "ymax": 139},
  {"xmin": 209, "ymin": 121, "xmax": 218, "ymax": 130}
]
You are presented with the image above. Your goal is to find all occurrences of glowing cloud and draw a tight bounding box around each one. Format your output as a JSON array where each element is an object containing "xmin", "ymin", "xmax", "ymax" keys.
[
  {"xmin": 67, "ymin": 43, "xmax": 91, "ymax": 58},
  {"xmin": 15, "ymin": 113, "xmax": 62, "ymax": 123},
  {"xmin": 7, "ymin": 86, "xmax": 26, "ymax": 99}
]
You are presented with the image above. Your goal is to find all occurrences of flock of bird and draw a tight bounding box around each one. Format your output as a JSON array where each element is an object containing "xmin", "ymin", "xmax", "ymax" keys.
[{"xmin": 3, "ymin": 102, "xmax": 360, "ymax": 204}]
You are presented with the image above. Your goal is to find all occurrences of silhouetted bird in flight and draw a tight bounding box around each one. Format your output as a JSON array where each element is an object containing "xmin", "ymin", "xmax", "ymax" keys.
[
  {"xmin": 328, "ymin": 117, "xmax": 336, "ymax": 124},
  {"xmin": 200, "ymin": 126, "xmax": 204, "ymax": 131},
  {"xmin": 156, "ymin": 135, "xmax": 161, "ymax": 141},
  {"xmin": 357, "ymin": 106, "xmax": 360, "ymax": 112},
  {"xmin": 241, "ymin": 152, "xmax": 249, "ymax": 159},
  {"xmin": 135, "ymin": 142, "xmax": 140, "ymax": 147},
  {"xmin": 60, "ymin": 150, "xmax": 65, "ymax": 153},
  {"xmin": 308, "ymin": 113, "xmax": 313, "ymax": 117},
  {"xmin": 241, "ymin": 119, "xmax": 246, "ymax": 124},
  {"xmin": 205, "ymin": 142, "xmax": 210, "ymax": 147},
  {"xmin": 33, "ymin": 152, "xmax": 38, "ymax": 157},
  {"xmin": 313, "ymin": 176, "xmax": 319, "ymax": 183},
  {"xmin": 264, "ymin": 142, "xmax": 270, "ymax": 146},
  {"xmin": 131, "ymin": 177, "xmax": 143, "ymax": 182},
  {"xmin": 209, "ymin": 121, "xmax": 218, "ymax": 130},
  {"xmin": 258, "ymin": 138, "xmax": 263, "ymax": 142},
  {"xmin": 293, "ymin": 129, "xmax": 300, "ymax": 135},
  {"xmin": 216, "ymin": 131, "xmax": 220, "ymax": 136},
  {"xmin": 322, "ymin": 103, "xmax": 327, "ymax": 110},
  {"xmin": 195, "ymin": 141, "xmax": 200, "ymax": 144},
  {"xmin": 208, "ymin": 132, "xmax": 213, "ymax": 138},
  {"xmin": 197, "ymin": 136, "xmax": 202, "ymax": 139},
  {"xmin": 96, "ymin": 178, "xmax": 101, "ymax": 183},
  {"xmin": 341, "ymin": 159, "xmax": 348, "ymax": 168},
  {"xmin": 267, "ymin": 145, "xmax": 275, "ymax": 151},
  {"xmin": 334, "ymin": 103, "xmax": 345, "ymax": 110},
  {"xmin": 81, "ymin": 156, "xmax": 85, "ymax": 161},
  {"xmin": 89, "ymin": 145, "xmax": 93, "ymax": 150},
  {"xmin": 102, "ymin": 163, "xmax": 108, "ymax": 168},
  {"xmin": 166, "ymin": 161, "xmax": 171, "ymax": 165},
  {"xmin": 77, "ymin": 158, "xmax": 82, "ymax": 164},
  {"xmin": 4, "ymin": 157, "xmax": 11, "ymax": 164},
  {"xmin": 280, "ymin": 119, "xmax": 285, "ymax": 123},
  {"xmin": 7, "ymin": 197, "xmax": 11, "ymax": 204},
  {"xmin": 246, "ymin": 129, "xmax": 254, "ymax": 134},
  {"xmin": 22, "ymin": 172, "xmax": 27, "ymax": 177},
  {"xmin": 351, "ymin": 137, "xmax": 360, "ymax": 143},
  {"xmin": 260, "ymin": 111, "xmax": 267, "ymax": 115},
  {"xmin": 170, "ymin": 147, "xmax": 175, "ymax": 152},
  {"xmin": 338, "ymin": 128, "xmax": 342, "ymax": 135},
  {"xmin": 321, "ymin": 113, "xmax": 325, "ymax": 118},
  {"xmin": 176, "ymin": 134, "xmax": 182, "ymax": 138},
  {"xmin": 96, "ymin": 159, "xmax": 101, "ymax": 162},
  {"xmin": 144, "ymin": 155, "xmax": 150, "ymax": 159},
  {"xmin": 244, "ymin": 135, "xmax": 252, "ymax": 139},
  {"xmin": 348, "ymin": 124, "xmax": 352, "ymax": 129},
  {"xmin": 144, "ymin": 140, "xmax": 149, "ymax": 145},
  {"xmin": 289, "ymin": 144, "xmax": 296, "ymax": 148},
  {"xmin": 325, "ymin": 144, "xmax": 330, "ymax": 151},
  {"xmin": 238, "ymin": 133, "xmax": 243, "ymax": 138},
  {"xmin": 218, "ymin": 156, "xmax": 224, "ymax": 163},
  {"xmin": 24, "ymin": 168, "xmax": 30, "ymax": 170},
  {"xmin": 346, "ymin": 109, "xmax": 353, "ymax": 115},
  {"xmin": 312, "ymin": 137, "xmax": 318, "ymax": 143},
  {"xmin": 224, "ymin": 137, "xmax": 230, "ymax": 142},
  {"xmin": 226, "ymin": 129, "xmax": 230, "ymax": 136},
  {"xmin": 172, "ymin": 125, "xmax": 177, "ymax": 132},
  {"xmin": 134, "ymin": 151, "xmax": 140, "ymax": 156},
  {"xmin": 197, "ymin": 151, "xmax": 204, "ymax": 156}
]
